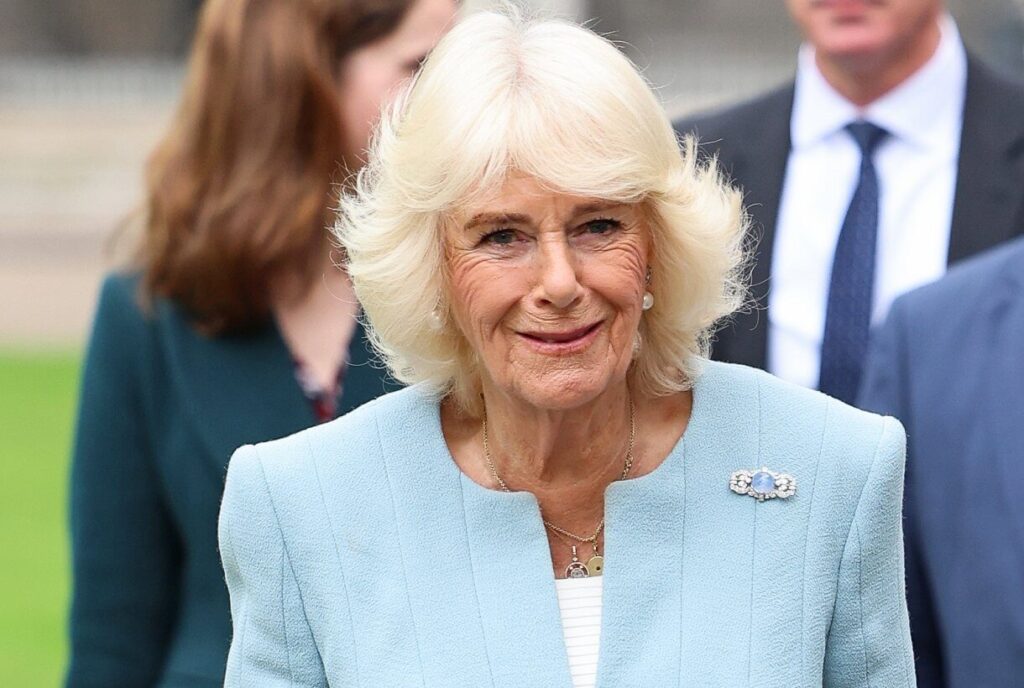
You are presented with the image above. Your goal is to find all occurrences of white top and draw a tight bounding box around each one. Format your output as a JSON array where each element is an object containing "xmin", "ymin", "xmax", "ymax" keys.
[
  {"xmin": 555, "ymin": 575, "xmax": 603, "ymax": 688},
  {"xmin": 768, "ymin": 14, "xmax": 967, "ymax": 389}
]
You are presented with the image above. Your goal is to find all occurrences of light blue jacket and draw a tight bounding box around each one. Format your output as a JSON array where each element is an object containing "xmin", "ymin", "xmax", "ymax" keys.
[{"xmin": 219, "ymin": 361, "xmax": 915, "ymax": 687}]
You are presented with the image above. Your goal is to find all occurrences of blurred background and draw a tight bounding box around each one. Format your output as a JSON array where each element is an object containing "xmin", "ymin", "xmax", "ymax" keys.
[{"xmin": 1, "ymin": 0, "xmax": 1021, "ymax": 684}]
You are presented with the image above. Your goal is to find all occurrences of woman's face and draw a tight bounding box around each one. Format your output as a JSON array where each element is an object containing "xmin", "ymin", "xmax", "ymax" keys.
[
  {"xmin": 338, "ymin": 0, "xmax": 457, "ymax": 161},
  {"xmin": 446, "ymin": 173, "xmax": 651, "ymax": 411}
]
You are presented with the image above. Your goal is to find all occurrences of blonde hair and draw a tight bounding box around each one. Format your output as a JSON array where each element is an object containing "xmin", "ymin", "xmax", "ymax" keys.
[{"xmin": 337, "ymin": 7, "xmax": 748, "ymax": 415}]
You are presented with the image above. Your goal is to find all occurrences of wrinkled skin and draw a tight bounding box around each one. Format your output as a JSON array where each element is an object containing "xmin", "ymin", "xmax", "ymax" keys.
[{"xmin": 445, "ymin": 173, "xmax": 650, "ymax": 413}]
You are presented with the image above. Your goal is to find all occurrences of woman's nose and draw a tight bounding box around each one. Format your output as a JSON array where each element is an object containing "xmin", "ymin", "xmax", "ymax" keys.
[{"xmin": 534, "ymin": 239, "xmax": 582, "ymax": 309}]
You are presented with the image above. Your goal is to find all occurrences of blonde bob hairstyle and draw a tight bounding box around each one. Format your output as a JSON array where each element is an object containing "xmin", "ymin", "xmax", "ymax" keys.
[{"xmin": 337, "ymin": 8, "xmax": 748, "ymax": 416}]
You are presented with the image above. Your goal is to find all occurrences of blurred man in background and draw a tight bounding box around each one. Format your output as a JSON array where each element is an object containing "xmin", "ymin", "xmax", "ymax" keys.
[
  {"xmin": 860, "ymin": 235, "xmax": 1024, "ymax": 687},
  {"xmin": 675, "ymin": 0, "xmax": 1024, "ymax": 405}
]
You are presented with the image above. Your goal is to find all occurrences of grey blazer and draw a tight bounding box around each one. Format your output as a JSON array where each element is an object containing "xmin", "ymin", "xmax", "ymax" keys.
[
  {"xmin": 860, "ymin": 237, "xmax": 1024, "ymax": 687},
  {"xmin": 219, "ymin": 361, "xmax": 915, "ymax": 686}
]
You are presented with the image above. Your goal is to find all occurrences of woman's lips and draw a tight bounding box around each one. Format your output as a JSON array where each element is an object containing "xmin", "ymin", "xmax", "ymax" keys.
[
  {"xmin": 814, "ymin": 0, "xmax": 879, "ymax": 14},
  {"xmin": 517, "ymin": 322, "xmax": 603, "ymax": 355}
]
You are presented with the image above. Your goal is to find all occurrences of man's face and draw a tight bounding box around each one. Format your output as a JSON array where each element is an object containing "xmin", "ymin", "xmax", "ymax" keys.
[{"xmin": 786, "ymin": 0, "xmax": 944, "ymax": 68}]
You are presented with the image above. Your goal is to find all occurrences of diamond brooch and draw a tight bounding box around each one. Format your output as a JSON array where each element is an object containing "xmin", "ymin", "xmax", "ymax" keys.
[{"xmin": 729, "ymin": 467, "xmax": 796, "ymax": 502}]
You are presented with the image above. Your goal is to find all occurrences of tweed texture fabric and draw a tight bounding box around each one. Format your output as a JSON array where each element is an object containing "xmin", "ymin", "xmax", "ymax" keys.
[{"xmin": 219, "ymin": 361, "xmax": 915, "ymax": 687}]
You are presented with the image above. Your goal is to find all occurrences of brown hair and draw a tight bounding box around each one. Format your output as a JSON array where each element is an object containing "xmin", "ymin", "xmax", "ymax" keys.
[{"xmin": 138, "ymin": 0, "xmax": 412, "ymax": 333}]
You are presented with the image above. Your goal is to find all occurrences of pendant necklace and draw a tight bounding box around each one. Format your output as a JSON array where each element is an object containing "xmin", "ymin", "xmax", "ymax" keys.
[
  {"xmin": 566, "ymin": 545, "xmax": 590, "ymax": 578},
  {"xmin": 481, "ymin": 395, "xmax": 636, "ymax": 579},
  {"xmin": 546, "ymin": 520, "xmax": 605, "ymax": 577}
]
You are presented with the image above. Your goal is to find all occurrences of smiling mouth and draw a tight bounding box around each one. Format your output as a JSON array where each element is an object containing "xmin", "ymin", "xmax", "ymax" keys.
[{"xmin": 518, "ymin": 322, "xmax": 603, "ymax": 350}]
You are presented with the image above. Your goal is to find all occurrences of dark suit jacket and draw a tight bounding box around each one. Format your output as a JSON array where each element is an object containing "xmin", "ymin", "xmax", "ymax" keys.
[
  {"xmin": 674, "ymin": 56, "xmax": 1024, "ymax": 370},
  {"xmin": 859, "ymin": 236, "xmax": 1024, "ymax": 688},
  {"xmin": 65, "ymin": 273, "xmax": 399, "ymax": 687}
]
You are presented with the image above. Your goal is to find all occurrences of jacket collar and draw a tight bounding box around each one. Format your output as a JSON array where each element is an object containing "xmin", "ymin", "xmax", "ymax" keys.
[
  {"xmin": 370, "ymin": 361, "xmax": 805, "ymax": 686},
  {"xmin": 715, "ymin": 87, "xmax": 794, "ymax": 369},
  {"xmin": 989, "ymin": 241, "xmax": 1024, "ymax": 558},
  {"xmin": 948, "ymin": 55, "xmax": 1024, "ymax": 262}
]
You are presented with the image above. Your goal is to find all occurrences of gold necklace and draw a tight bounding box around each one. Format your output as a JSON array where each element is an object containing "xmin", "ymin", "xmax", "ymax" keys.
[
  {"xmin": 545, "ymin": 521, "xmax": 605, "ymax": 577},
  {"xmin": 481, "ymin": 396, "xmax": 636, "ymax": 578}
]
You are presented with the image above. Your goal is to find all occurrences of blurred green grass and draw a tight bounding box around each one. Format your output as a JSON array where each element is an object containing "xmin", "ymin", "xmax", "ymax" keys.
[{"xmin": 0, "ymin": 350, "xmax": 81, "ymax": 686}]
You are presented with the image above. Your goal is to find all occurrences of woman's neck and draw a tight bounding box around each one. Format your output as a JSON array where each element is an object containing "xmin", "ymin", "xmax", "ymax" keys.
[
  {"xmin": 482, "ymin": 383, "xmax": 633, "ymax": 491},
  {"xmin": 272, "ymin": 253, "xmax": 358, "ymax": 389},
  {"xmin": 442, "ymin": 382, "xmax": 692, "ymax": 575}
]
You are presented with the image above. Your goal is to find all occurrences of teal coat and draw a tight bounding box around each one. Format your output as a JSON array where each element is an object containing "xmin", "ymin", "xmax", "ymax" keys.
[
  {"xmin": 66, "ymin": 273, "xmax": 398, "ymax": 687},
  {"xmin": 219, "ymin": 361, "xmax": 915, "ymax": 687}
]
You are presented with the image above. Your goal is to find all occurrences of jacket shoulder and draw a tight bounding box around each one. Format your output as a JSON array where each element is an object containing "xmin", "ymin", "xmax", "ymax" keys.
[
  {"xmin": 707, "ymin": 360, "xmax": 895, "ymax": 434},
  {"xmin": 673, "ymin": 82, "xmax": 795, "ymax": 144},
  {"xmin": 90, "ymin": 270, "xmax": 195, "ymax": 350},
  {"xmin": 222, "ymin": 385, "xmax": 437, "ymax": 562},
  {"xmin": 239, "ymin": 385, "xmax": 435, "ymax": 487},
  {"xmin": 746, "ymin": 365, "xmax": 906, "ymax": 531},
  {"xmin": 889, "ymin": 236, "xmax": 1024, "ymax": 330},
  {"xmin": 965, "ymin": 52, "xmax": 1024, "ymax": 110},
  {"xmin": 92, "ymin": 270, "xmax": 147, "ymax": 329},
  {"xmin": 704, "ymin": 361, "xmax": 904, "ymax": 491},
  {"xmin": 81, "ymin": 270, "xmax": 160, "ymax": 380}
]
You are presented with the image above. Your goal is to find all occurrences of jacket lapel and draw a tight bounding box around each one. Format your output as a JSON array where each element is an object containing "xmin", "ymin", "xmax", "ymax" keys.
[
  {"xmin": 375, "ymin": 390, "xmax": 571, "ymax": 688},
  {"xmin": 711, "ymin": 86, "xmax": 794, "ymax": 370},
  {"xmin": 596, "ymin": 424, "xmax": 689, "ymax": 685},
  {"xmin": 948, "ymin": 57, "xmax": 1024, "ymax": 263},
  {"xmin": 459, "ymin": 482, "xmax": 574, "ymax": 688},
  {"xmin": 597, "ymin": 362, "xmax": 766, "ymax": 685},
  {"xmin": 157, "ymin": 303, "xmax": 315, "ymax": 476},
  {"xmin": 989, "ymin": 261, "xmax": 1024, "ymax": 561}
]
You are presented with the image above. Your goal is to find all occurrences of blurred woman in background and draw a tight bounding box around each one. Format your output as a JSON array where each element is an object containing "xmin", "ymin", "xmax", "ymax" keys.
[{"xmin": 65, "ymin": 0, "xmax": 456, "ymax": 685}]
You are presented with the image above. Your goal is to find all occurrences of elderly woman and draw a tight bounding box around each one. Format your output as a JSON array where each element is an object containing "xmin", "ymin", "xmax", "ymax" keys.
[{"xmin": 219, "ymin": 10, "xmax": 914, "ymax": 687}]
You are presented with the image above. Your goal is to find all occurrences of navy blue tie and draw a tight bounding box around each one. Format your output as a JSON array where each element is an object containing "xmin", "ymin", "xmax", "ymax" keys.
[{"xmin": 818, "ymin": 121, "xmax": 888, "ymax": 404}]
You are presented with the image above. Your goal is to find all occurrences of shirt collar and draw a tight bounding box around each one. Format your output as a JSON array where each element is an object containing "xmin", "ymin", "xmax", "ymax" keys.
[{"xmin": 791, "ymin": 14, "xmax": 966, "ymax": 155}]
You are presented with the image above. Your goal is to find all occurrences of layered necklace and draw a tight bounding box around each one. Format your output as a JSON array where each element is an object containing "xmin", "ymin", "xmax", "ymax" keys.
[{"xmin": 481, "ymin": 397, "xmax": 636, "ymax": 578}]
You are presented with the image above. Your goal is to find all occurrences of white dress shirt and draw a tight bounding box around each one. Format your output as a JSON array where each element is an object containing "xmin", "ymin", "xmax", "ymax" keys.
[
  {"xmin": 555, "ymin": 575, "xmax": 603, "ymax": 688},
  {"xmin": 768, "ymin": 15, "xmax": 967, "ymax": 389}
]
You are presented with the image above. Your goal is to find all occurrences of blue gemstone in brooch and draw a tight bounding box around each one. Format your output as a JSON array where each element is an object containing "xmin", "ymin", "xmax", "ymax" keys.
[{"xmin": 730, "ymin": 466, "xmax": 796, "ymax": 501}]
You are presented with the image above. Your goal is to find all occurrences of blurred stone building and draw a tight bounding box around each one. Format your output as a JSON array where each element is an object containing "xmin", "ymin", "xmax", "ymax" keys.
[
  {"xmin": 0, "ymin": 1, "xmax": 202, "ymax": 56},
  {"xmin": 2, "ymin": 0, "xmax": 1021, "ymax": 107},
  {"xmin": 0, "ymin": 0, "xmax": 1021, "ymax": 346}
]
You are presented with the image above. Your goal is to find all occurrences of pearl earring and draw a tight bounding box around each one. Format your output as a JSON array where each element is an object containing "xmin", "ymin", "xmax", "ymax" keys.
[
  {"xmin": 642, "ymin": 267, "xmax": 653, "ymax": 310},
  {"xmin": 428, "ymin": 308, "xmax": 445, "ymax": 331}
]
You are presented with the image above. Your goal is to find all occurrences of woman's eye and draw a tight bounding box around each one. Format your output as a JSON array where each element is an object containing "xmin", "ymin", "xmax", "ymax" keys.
[
  {"xmin": 481, "ymin": 229, "xmax": 519, "ymax": 246},
  {"xmin": 582, "ymin": 218, "xmax": 621, "ymax": 235}
]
